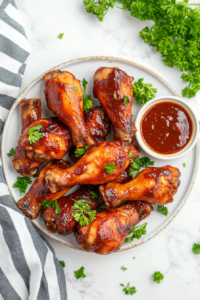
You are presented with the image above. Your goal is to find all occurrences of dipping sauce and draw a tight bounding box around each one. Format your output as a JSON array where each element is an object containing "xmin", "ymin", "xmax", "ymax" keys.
[{"xmin": 140, "ymin": 101, "xmax": 193, "ymax": 155}]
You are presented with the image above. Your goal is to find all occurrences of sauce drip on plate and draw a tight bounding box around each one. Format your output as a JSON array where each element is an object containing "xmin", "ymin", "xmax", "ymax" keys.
[{"xmin": 140, "ymin": 101, "xmax": 193, "ymax": 154}]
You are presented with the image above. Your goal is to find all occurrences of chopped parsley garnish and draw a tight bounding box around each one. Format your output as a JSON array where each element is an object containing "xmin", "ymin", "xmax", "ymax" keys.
[
  {"xmin": 121, "ymin": 266, "xmax": 127, "ymax": 271},
  {"xmin": 57, "ymin": 33, "xmax": 64, "ymax": 39},
  {"xmin": 113, "ymin": 93, "xmax": 117, "ymax": 99},
  {"xmin": 183, "ymin": 163, "xmax": 186, "ymax": 167},
  {"xmin": 132, "ymin": 78, "xmax": 157, "ymax": 104},
  {"xmin": 7, "ymin": 148, "xmax": 15, "ymax": 157},
  {"xmin": 59, "ymin": 261, "xmax": 65, "ymax": 268},
  {"xmin": 125, "ymin": 222, "xmax": 147, "ymax": 243},
  {"xmin": 129, "ymin": 157, "xmax": 154, "ymax": 179},
  {"xmin": 192, "ymin": 243, "xmax": 200, "ymax": 255},
  {"xmin": 120, "ymin": 283, "xmax": 137, "ymax": 295},
  {"xmin": 82, "ymin": 78, "xmax": 92, "ymax": 113},
  {"xmin": 74, "ymin": 146, "xmax": 89, "ymax": 158},
  {"xmin": 141, "ymin": 214, "xmax": 146, "ymax": 219},
  {"xmin": 153, "ymin": 271, "xmax": 164, "ymax": 284},
  {"xmin": 158, "ymin": 205, "xmax": 169, "ymax": 217},
  {"xmin": 123, "ymin": 96, "xmax": 130, "ymax": 104},
  {"xmin": 89, "ymin": 191, "xmax": 99, "ymax": 201},
  {"xmin": 171, "ymin": 180, "xmax": 175, "ymax": 184},
  {"xmin": 41, "ymin": 200, "xmax": 61, "ymax": 214},
  {"xmin": 71, "ymin": 199, "xmax": 96, "ymax": 226},
  {"xmin": 13, "ymin": 176, "xmax": 32, "ymax": 195},
  {"xmin": 104, "ymin": 163, "xmax": 116, "ymax": 174},
  {"xmin": 28, "ymin": 125, "xmax": 43, "ymax": 144},
  {"xmin": 74, "ymin": 266, "xmax": 86, "ymax": 279},
  {"xmin": 132, "ymin": 257, "xmax": 136, "ymax": 259},
  {"xmin": 71, "ymin": 87, "xmax": 77, "ymax": 91}
]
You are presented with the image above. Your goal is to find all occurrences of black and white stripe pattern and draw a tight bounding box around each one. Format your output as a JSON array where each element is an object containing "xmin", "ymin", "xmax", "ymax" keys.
[{"xmin": 0, "ymin": 1, "xmax": 67, "ymax": 299}]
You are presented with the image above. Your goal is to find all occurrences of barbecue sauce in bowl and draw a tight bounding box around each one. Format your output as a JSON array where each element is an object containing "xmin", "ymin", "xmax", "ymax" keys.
[{"xmin": 140, "ymin": 102, "xmax": 193, "ymax": 155}]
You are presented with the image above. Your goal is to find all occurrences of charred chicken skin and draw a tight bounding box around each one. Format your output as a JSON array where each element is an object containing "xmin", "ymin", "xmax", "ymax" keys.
[
  {"xmin": 75, "ymin": 201, "xmax": 152, "ymax": 255},
  {"xmin": 18, "ymin": 117, "xmax": 73, "ymax": 162},
  {"xmin": 93, "ymin": 67, "xmax": 137, "ymax": 142},
  {"xmin": 44, "ymin": 70, "xmax": 95, "ymax": 148},
  {"xmin": 45, "ymin": 141, "xmax": 130, "ymax": 193},
  {"xmin": 17, "ymin": 160, "xmax": 72, "ymax": 219},
  {"xmin": 42, "ymin": 185, "xmax": 103, "ymax": 235},
  {"xmin": 100, "ymin": 166, "xmax": 181, "ymax": 208},
  {"xmin": 12, "ymin": 98, "xmax": 42, "ymax": 177}
]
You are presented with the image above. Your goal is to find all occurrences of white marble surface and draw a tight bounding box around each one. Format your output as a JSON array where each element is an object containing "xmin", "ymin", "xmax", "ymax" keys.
[{"xmin": 15, "ymin": 1, "xmax": 200, "ymax": 299}]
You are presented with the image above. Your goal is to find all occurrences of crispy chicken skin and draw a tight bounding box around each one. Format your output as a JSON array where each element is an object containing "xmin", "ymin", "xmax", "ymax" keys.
[
  {"xmin": 18, "ymin": 117, "xmax": 73, "ymax": 162},
  {"xmin": 44, "ymin": 70, "xmax": 95, "ymax": 148},
  {"xmin": 45, "ymin": 141, "xmax": 130, "ymax": 193},
  {"xmin": 99, "ymin": 166, "xmax": 181, "ymax": 208},
  {"xmin": 93, "ymin": 67, "xmax": 137, "ymax": 142},
  {"xmin": 42, "ymin": 185, "xmax": 103, "ymax": 235},
  {"xmin": 75, "ymin": 201, "xmax": 152, "ymax": 255},
  {"xmin": 17, "ymin": 160, "xmax": 72, "ymax": 219},
  {"xmin": 12, "ymin": 98, "xmax": 42, "ymax": 177},
  {"xmin": 84, "ymin": 106, "xmax": 111, "ymax": 140},
  {"xmin": 19, "ymin": 98, "xmax": 41, "ymax": 132}
]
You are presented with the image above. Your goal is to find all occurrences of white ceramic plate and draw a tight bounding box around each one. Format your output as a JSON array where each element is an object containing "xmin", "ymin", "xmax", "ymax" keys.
[{"xmin": 1, "ymin": 56, "xmax": 199, "ymax": 252}]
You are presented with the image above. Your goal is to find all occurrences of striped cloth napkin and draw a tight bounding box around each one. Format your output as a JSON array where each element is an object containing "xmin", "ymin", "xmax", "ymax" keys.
[{"xmin": 0, "ymin": 1, "xmax": 67, "ymax": 299}]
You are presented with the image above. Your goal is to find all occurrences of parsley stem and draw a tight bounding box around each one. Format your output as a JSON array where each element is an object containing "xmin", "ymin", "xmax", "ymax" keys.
[
  {"xmin": 115, "ymin": 4, "xmax": 126, "ymax": 9},
  {"xmin": 186, "ymin": 3, "xmax": 200, "ymax": 5}
]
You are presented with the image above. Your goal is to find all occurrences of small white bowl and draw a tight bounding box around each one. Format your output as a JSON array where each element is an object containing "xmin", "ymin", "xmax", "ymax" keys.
[{"xmin": 135, "ymin": 96, "xmax": 199, "ymax": 160}]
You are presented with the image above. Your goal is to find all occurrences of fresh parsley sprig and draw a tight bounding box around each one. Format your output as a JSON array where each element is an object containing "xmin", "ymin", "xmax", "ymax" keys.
[
  {"xmin": 129, "ymin": 157, "xmax": 154, "ymax": 179},
  {"xmin": 71, "ymin": 199, "xmax": 96, "ymax": 226},
  {"xmin": 41, "ymin": 200, "xmax": 61, "ymax": 214},
  {"xmin": 132, "ymin": 78, "xmax": 157, "ymax": 104},
  {"xmin": 74, "ymin": 266, "xmax": 86, "ymax": 279},
  {"xmin": 158, "ymin": 205, "xmax": 169, "ymax": 217},
  {"xmin": 82, "ymin": 78, "xmax": 92, "ymax": 112},
  {"xmin": 192, "ymin": 243, "xmax": 200, "ymax": 254},
  {"xmin": 59, "ymin": 260, "xmax": 65, "ymax": 268},
  {"xmin": 13, "ymin": 176, "xmax": 32, "ymax": 195},
  {"xmin": 83, "ymin": 0, "xmax": 117, "ymax": 22},
  {"xmin": 28, "ymin": 125, "xmax": 43, "ymax": 144},
  {"xmin": 7, "ymin": 148, "xmax": 16, "ymax": 157},
  {"xmin": 104, "ymin": 163, "xmax": 116, "ymax": 174},
  {"xmin": 120, "ymin": 283, "xmax": 137, "ymax": 295},
  {"xmin": 125, "ymin": 222, "xmax": 147, "ymax": 243},
  {"xmin": 74, "ymin": 146, "xmax": 89, "ymax": 158},
  {"xmin": 89, "ymin": 191, "xmax": 99, "ymax": 201},
  {"xmin": 153, "ymin": 271, "xmax": 164, "ymax": 284}
]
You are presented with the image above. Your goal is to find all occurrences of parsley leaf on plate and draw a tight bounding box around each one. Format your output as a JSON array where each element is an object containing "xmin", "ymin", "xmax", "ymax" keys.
[
  {"xmin": 192, "ymin": 243, "xmax": 200, "ymax": 255},
  {"xmin": 89, "ymin": 191, "xmax": 99, "ymax": 201},
  {"xmin": 123, "ymin": 96, "xmax": 130, "ymax": 104},
  {"xmin": 132, "ymin": 78, "xmax": 157, "ymax": 104},
  {"xmin": 28, "ymin": 125, "xmax": 43, "ymax": 144},
  {"xmin": 158, "ymin": 205, "xmax": 169, "ymax": 217},
  {"xmin": 57, "ymin": 33, "xmax": 64, "ymax": 39},
  {"xmin": 121, "ymin": 266, "xmax": 127, "ymax": 271},
  {"xmin": 7, "ymin": 148, "xmax": 15, "ymax": 157},
  {"xmin": 82, "ymin": 78, "xmax": 92, "ymax": 113},
  {"xmin": 129, "ymin": 157, "xmax": 154, "ymax": 179},
  {"xmin": 41, "ymin": 200, "xmax": 52, "ymax": 210},
  {"xmin": 153, "ymin": 271, "xmax": 164, "ymax": 284},
  {"xmin": 13, "ymin": 176, "xmax": 32, "ymax": 195},
  {"xmin": 120, "ymin": 283, "xmax": 137, "ymax": 295},
  {"xmin": 52, "ymin": 200, "xmax": 61, "ymax": 214},
  {"xmin": 74, "ymin": 266, "xmax": 86, "ymax": 279},
  {"xmin": 125, "ymin": 222, "xmax": 147, "ymax": 243},
  {"xmin": 59, "ymin": 260, "xmax": 65, "ymax": 268},
  {"xmin": 104, "ymin": 163, "xmax": 116, "ymax": 174},
  {"xmin": 74, "ymin": 146, "xmax": 89, "ymax": 158},
  {"xmin": 71, "ymin": 199, "xmax": 96, "ymax": 226}
]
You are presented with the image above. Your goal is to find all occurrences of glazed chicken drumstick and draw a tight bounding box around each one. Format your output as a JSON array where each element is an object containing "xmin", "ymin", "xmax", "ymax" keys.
[
  {"xmin": 44, "ymin": 70, "xmax": 95, "ymax": 148},
  {"xmin": 100, "ymin": 166, "xmax": 181, "ymax": 208},
  {"xmin": 42, "ymin": 185, "xmax": 103, "ymax": 235},
  {"xmin": 75, "ymin": 201, "xmax": 152, "ymax": 255},
  {"xmin": 18, "ymin": 117, "xmax": 73, "ymax": 162},
  {"xmin": 17, "ymin": 160, "xmax": 72, "ymax": 219},
  {"xmin": 45, "ymin": 141, "xmax": 130, "ymax": 193},
  {"xmin": 93, "ymin": 67, "xmax": 137, "ymax": 142},
  {"xmin": 12, "ymin": 98, "xmax": 42, "ymax": 177}
]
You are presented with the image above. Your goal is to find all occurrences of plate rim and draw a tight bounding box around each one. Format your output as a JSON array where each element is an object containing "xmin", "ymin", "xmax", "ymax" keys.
[{"xmin": 1, "ymin": 55, "xmax": 199, "ymax": 253}]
